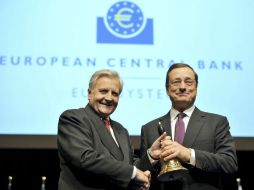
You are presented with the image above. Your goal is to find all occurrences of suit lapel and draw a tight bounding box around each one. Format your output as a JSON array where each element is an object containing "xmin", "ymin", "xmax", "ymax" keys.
[
  {"xmin": 97, "ymin": 121, "xmax": 124, "ymax": 160},
  {"xmin": 111, "ymin": 124, "xmax": 129, "ymax": 162},
  {"xmin": 183, "ymin": 108, "xmax": 205, "ymax": 147},
  {"xmin": 85, "ymin": 105, "xmax": 123, "ymax": 160},
  {"xmin": 159, "ymin": 112, "xmax": 172, "ymax": 137},
  {"xmin": 151, "ymin": 108, "xmax": 206, "ymax": 147},
  {"xmin": 155, "ymin": 109, "xmax": 205, "ymax": 148}
]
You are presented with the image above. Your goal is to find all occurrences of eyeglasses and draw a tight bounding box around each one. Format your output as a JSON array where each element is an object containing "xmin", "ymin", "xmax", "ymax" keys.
[{"xmin": 170, "ymin": 79, "xmax": 195, "ymax": 87}]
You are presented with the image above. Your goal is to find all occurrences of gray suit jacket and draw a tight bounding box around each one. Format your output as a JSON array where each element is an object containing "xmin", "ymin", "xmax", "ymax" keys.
[
  {"xmin": 57, "ymin": 104, "xmax": 138, "ymax": 190},
  {"xmin": 139, "ymin": 107, "xmax": 238, "ymax": 190}
]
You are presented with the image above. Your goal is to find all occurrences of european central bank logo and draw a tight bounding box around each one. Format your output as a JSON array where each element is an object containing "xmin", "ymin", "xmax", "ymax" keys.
[{"xmin": 97, "ymin": 1, "xmax": 153, "ymax": 44}]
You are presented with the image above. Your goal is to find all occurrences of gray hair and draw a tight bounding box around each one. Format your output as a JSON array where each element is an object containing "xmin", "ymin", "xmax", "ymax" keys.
[{"xmin": 88, "ymin": 69, "xmax": 123, "ymax": 94}]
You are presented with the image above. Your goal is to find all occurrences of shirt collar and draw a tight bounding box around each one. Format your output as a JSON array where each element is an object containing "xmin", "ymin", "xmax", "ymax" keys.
[{"xmin": 170, "ymin": 104, "xmax": 195, "ymax": 119}]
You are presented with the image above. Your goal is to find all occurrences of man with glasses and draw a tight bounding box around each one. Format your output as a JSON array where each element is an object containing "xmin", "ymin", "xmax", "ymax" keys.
[{"xmin": 139, "ymin": 63, "xmax": 238, "ymax": 190}]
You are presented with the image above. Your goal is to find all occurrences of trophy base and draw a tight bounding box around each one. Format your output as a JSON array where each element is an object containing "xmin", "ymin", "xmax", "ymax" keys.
[{"xmin": 158, "ymin": 169, "xmax": 189, "ymax": 182}]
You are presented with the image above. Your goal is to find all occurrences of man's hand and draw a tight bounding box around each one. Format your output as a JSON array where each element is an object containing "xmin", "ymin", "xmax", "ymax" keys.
[
  {"xmin": 148, "ymin": 132, "xmax": 169, "ymax": 160},
  {"xmin": 160, "ymin": 139, "xmax": 191, "ymax": 162},
  {"xmin": 133, "ymin": 169, "xmax": 151, "ymax": 190}
]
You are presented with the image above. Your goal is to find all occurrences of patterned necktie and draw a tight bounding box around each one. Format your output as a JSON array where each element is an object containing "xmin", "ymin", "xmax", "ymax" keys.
[
  {"xmin": 103, "ymin": 118, "xmax": 111, "ymax": 132},
  {"xmin": 174, "ymin": 112, "xmax": 186, "ymax": 144}
]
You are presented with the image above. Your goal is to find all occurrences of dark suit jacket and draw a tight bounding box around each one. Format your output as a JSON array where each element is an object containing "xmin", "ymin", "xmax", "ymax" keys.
[
  {"xmin": 139, "ymin": 107, "xmax": 238, "ymax": 190},
  {"xmin": 57, "ymin": 104, "xmax": 139, "ymax": 190}
]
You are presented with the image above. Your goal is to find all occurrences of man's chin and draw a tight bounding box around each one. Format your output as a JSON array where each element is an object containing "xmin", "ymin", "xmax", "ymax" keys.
[
  {"xmin": 174, "ymin": 100, "xmax": 193, "ymax": 109},
  {"xmin": 99, "ymin": 109, "xmax": 115, "ymax": 116}
]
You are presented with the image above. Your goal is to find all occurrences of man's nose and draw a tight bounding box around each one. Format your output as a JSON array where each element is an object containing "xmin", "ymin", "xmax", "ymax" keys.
[
  {"xmin": 105, "ymin": 92, "xmax": 113, "ymax": 100},
  {"xmin": 179, "ymin": 81, "xmax": 187, "ymax": 89}
]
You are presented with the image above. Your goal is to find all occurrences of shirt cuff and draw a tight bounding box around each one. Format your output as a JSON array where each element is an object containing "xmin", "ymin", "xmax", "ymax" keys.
[
  {"xmin": 131, "ymin": 166, "xmax": 137, "ymax": 179},
  {"xmin": 147, "ymin": 149, "xmax": 160, "ymax": 164},
  {"xmin": 189, "ymin": 148, "xmax": 196, "ymax": 166}
]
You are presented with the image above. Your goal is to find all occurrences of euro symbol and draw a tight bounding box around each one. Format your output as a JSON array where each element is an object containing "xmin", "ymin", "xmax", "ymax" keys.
[{"xmin": 114, "ymin": 8, "xmax": 133, "ymax": 29}]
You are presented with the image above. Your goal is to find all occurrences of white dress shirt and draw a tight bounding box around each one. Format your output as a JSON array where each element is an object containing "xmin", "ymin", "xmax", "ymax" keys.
[{"xmin": 170, "ymin": 105, "xmax": 196, "ymax": 166}]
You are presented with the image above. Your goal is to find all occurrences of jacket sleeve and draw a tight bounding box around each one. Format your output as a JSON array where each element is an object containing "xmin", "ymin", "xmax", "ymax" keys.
[{"xmin": 194, "ymin": 116, "xmax": 238, "ymax": 174}]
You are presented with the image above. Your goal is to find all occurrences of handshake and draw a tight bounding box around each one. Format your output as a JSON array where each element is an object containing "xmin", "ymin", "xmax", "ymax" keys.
[{"xmin": 131, "ymin": 168, "xmax": 151, "ymax": 190}]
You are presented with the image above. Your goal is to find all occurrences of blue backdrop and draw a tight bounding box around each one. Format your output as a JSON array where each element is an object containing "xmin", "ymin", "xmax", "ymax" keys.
[{"xmin": 1, "ymin": 0, "xmax": 253, "ymax": 136}]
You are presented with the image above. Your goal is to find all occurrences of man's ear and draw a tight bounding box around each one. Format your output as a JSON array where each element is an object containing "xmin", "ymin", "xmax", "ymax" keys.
[
  {"xmin": 166, "ymin": 89, "xmax": 170, "ymax": 96},
  {"xmin": 88, "ymin": 89, "xmax": 91, "ymax": 100}
]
